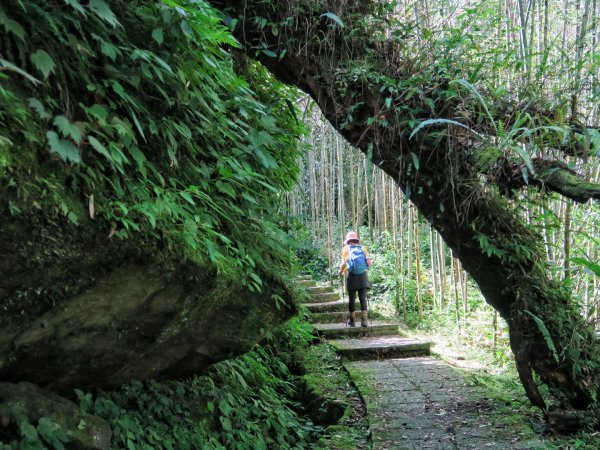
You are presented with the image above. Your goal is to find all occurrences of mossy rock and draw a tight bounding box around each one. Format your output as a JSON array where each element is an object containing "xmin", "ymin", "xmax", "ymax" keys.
[
  {"xmin": 0, "ymin": 215, "xmax": 297, "ymax": 392},
  {"xmin": 0, "ymin": 382, "xmax": 111, "ymax": 449}
]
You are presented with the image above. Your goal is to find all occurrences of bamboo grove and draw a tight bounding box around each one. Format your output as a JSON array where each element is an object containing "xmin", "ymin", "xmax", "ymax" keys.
[{"xmin": 287, "ymin": 107, "xmax": 599, "ymax": 330}]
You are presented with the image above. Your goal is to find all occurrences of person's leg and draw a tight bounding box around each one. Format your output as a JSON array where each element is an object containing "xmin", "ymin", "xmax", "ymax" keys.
[
  {"xmin": 358, "ymin": 287, "xmax": 368, "ymax": 327},
  {"xmin": 348, "ymin": 289, "xmax": 357, "ymax": 326}
]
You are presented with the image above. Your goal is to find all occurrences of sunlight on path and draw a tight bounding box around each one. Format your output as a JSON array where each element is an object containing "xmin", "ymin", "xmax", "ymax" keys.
[
  {"xmin": 300, "ymin": 275, "xmax": 547, "ymax": 450},
  {"xmin": 346, "ymin": 358, "xmax": 544, "ymax": 449}
]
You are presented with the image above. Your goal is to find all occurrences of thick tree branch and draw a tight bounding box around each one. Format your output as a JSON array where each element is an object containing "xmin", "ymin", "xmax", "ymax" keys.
[
  {"xmin": 211, "ymin": 0, "xmax": 600, "ymax": 425},
  {"xmin": 486, "ymin": 156, "xmax": 600, "ymax": 202}
]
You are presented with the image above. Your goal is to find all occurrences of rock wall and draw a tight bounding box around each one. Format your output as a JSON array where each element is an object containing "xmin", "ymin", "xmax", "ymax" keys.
[{"xmin": 0, "ymin": 217, "xmax": 296, "ymax": 394}]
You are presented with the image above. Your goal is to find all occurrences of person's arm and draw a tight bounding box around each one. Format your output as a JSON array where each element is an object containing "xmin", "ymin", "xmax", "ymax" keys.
[
  {"xmin": 339, "ymin": 245, "xmax": 348, "ymax": 274},
  {"xmin": 364, "ymin": 246, "xmax": 372, "ymax": 268}
]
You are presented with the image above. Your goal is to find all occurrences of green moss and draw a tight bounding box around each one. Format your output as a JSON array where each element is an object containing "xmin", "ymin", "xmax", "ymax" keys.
[
  {"xmin": 294, "ymin": 339, "xmax": 369, "ymax": 449},
  {"xmin": 345, "ymin": 366, "xmax": 376, "ymax": 397},
  {"xmin": 316, "ymin": 425, "xmax": 365, "ymax": 450}
]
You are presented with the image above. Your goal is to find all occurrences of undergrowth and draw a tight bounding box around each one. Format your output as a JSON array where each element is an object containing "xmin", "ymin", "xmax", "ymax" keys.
[
  {"xmin": 0, "ymin": 317, "xmax": 325, "ymax": 449},
  {"xmin": 1, "ymin": 0, "xmax": 306, "ymax": 298}
]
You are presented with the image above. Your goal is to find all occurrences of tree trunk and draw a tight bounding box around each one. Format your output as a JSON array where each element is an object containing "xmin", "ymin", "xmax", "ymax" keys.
[
  {"xmin": 414, "ymin": 215, "xmax": 423, "ymax": 319},
  {"xmin": 213, "ymin": 0, "xmax": 600, "ymax": 426}
]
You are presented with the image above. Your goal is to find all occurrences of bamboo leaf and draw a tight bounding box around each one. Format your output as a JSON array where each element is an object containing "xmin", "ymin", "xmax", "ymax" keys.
[
  {"xmin": 0, "ymin": 58, "xmax": 40, "ymax": 85},
  {"xmin": 128, "ymin": 146, "xmax": 146, "ymax": 169},
  {"xmin": 569, "ymin": 257, "xmax": 600, "ymax": 277},
  {"xmin": 409, "ymin": 118, "xmax": 481, "ymax": 140},
  {"xmin": 64, "ymin": 0, "xmax": 86, "ymax": 15},
  {"xmin": 320, "ymin": 12, "xmax": 345, "ymax": 28}
]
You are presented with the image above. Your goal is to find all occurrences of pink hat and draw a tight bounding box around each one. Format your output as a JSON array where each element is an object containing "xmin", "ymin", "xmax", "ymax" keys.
[{"xmin": 344, "ymin": 231, "xmax": 360, "ymax": 245}]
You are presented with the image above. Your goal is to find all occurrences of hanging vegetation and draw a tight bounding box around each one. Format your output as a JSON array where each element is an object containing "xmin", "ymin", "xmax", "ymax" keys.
[{"xmin": 0, "ymin": 0, "xmax": 305, "ymax": 293}]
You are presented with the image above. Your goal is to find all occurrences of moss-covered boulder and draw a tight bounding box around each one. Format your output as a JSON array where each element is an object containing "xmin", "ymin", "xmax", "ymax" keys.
[{"xmin": 0, "ymin": 382, "xmax": 112, "ymax": 449}]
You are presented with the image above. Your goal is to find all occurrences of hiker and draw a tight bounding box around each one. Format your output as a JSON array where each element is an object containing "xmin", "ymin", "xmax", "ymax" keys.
[{"xmin": 338, "ymin": 231, "xmax": 371, "ymax": 327}]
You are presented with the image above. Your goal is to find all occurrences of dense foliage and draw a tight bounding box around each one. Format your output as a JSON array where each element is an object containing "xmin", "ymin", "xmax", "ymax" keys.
[
  {"xmin": 0, "ymin": 0, "xmax": 304, "ymax": 290},
  {"xmin": 0, "ymin": 319, "xmax": 321, "ymax": 449}
]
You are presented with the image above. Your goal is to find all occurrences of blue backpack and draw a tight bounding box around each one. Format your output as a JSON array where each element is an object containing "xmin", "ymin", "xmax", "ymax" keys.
[{"xmin": 346, "ymin": 245, "xmax": 368, "ymax": 274}]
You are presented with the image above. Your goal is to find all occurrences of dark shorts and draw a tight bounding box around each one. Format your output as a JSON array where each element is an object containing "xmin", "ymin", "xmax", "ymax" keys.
[{"xmin": 346, "ymin": 271, "xmax": 369, "ymax": 292}]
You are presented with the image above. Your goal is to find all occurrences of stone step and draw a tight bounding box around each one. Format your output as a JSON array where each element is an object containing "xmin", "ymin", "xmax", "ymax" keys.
[
  {"xmin": 329, "ymin": 336, "xmax": 431, "ymax": 361},
  {"xmin": 307, "ymin": 311, "xmax": 348, "ymax": 323},
  {"xmin": 303, "ymin": 300, "xmax": 346, "ymax": 313},
  {"xmin": 314, "ymin": 321, "xmax": 402, "ymax": 339},
  {"xmin": 306, "ymin": 292, "xmax": 340, "ymax": 303},
  {"xmin": 297, "ymin": 274, "xmax": 312, "ymax": 281},
  {"xmin": 306, "ymin": 285, "xmax": 336, "ymax": 294},
  {"xmin": 296, "ymin": 279, "xmax": 316, "ymax": 287}
]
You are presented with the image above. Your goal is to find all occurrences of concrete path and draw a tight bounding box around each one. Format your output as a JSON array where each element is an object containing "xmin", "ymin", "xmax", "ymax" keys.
[
  {"xmin": 346, "ymin": 358, "xmax": 543, "ymax": 449},
  {"xmin": 299, "ymin": 275, "xmax": 545, "ymax": 450}
]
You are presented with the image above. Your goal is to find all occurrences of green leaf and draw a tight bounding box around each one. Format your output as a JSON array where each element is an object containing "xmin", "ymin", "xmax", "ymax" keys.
[
  {"xmin": 249, "ymin": 272, "xmax": 262, "ymax": 286},
  {"xmin": 152, "ymin": 28, "xmax": 164, "ymax": 45},
  {"xmin": 28, "ymin": 98, "xmax": 51, "ymax": 120},
  {"xmin": 64, "ymin": 0, "xmax": 86, "ymax": 15},
  {"xmin": 569, "ymin": 257, "xmax": 600, "ymax": 277},
  {"xmin": 54, "ymin": 115, "xmax": 83, "ymax": 144},
  {"xmin": 88, "ymin": 136, "xmax": 111, "ymax": 162},
  {"xmin": 179, "ymin": 191, "xmax": 195, "ymax": 205},
  {"xmin": 47, "ymin": 131, "xmax": 81, "ymax": 163},
  {"xmin": 0, "ymin": 58, "xmax": 41, "ymax": 85},
  {"xmin": 525, "ymin": 311, "xmax": 559, "ymax": 363},
  {"xmin": 37, "ymin": 417, "xmax": 67, "ymax": 450},
  {"xmin": 129, "ymin": 110, "xmax": 146, "ymax": 141},
  {"xmin": 204, "ymin": 239, "xmax": 219, "ymax": 262},
  {"xmin": 0, "ymin": 9, "xmax": 25, "ymax": 40},
  {"xmin": 451, "ymin": 79, "xmax": 497, "ymax": 134},
  {"xmin": 409, "ymin": 118, "xmax": 481, "ymax": 140},
  {"xmin": 219, "ymin": 399, "xmax": 232, "ymax": 416},
  {"xmin": 89, "ymin": 0, "xmax": 120, "ymax": 27},
  {"xmin": 284, "ymin": 99, "xmax": 299, "ymax": 125},
  {"xmin": 410, "ymin": 152, "xmax": 420, "ymax": 170},
  {"xmin": 128, "ymin": 146, "xmax": 146, "ymax": 169},
  {"xmin": 30, "ymin": 50, "xmax": 56, "ymax": 79},
  {"xmin": 87, "ymin": 104, "xmax": 108, "ymax": 121},
  {"xmin": 320, "ymin": 12, "xmax": 345, "ymax": 28},
  {"xmin": 514, "ymin": 145, "xmax": 533, "ymax": 173},
  {"xmin": 100, "ymin": 41, "xmax": 118, "ymax": 61},
  {"xmin": 19, "ymin": 420, "xmax": 39, "ymax": 441},
  {"xmin": 216, "ymin": 180, "xmax": 236, "ymax": 197},
  {"xmin": 261, "ymin": 49, "xmax": 277, "ymax": 58}
]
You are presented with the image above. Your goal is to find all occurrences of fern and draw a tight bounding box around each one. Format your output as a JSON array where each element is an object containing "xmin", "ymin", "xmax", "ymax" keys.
[{"xmin": 525, "ymin": 311, "xmax": 560, "ymax": 363}]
